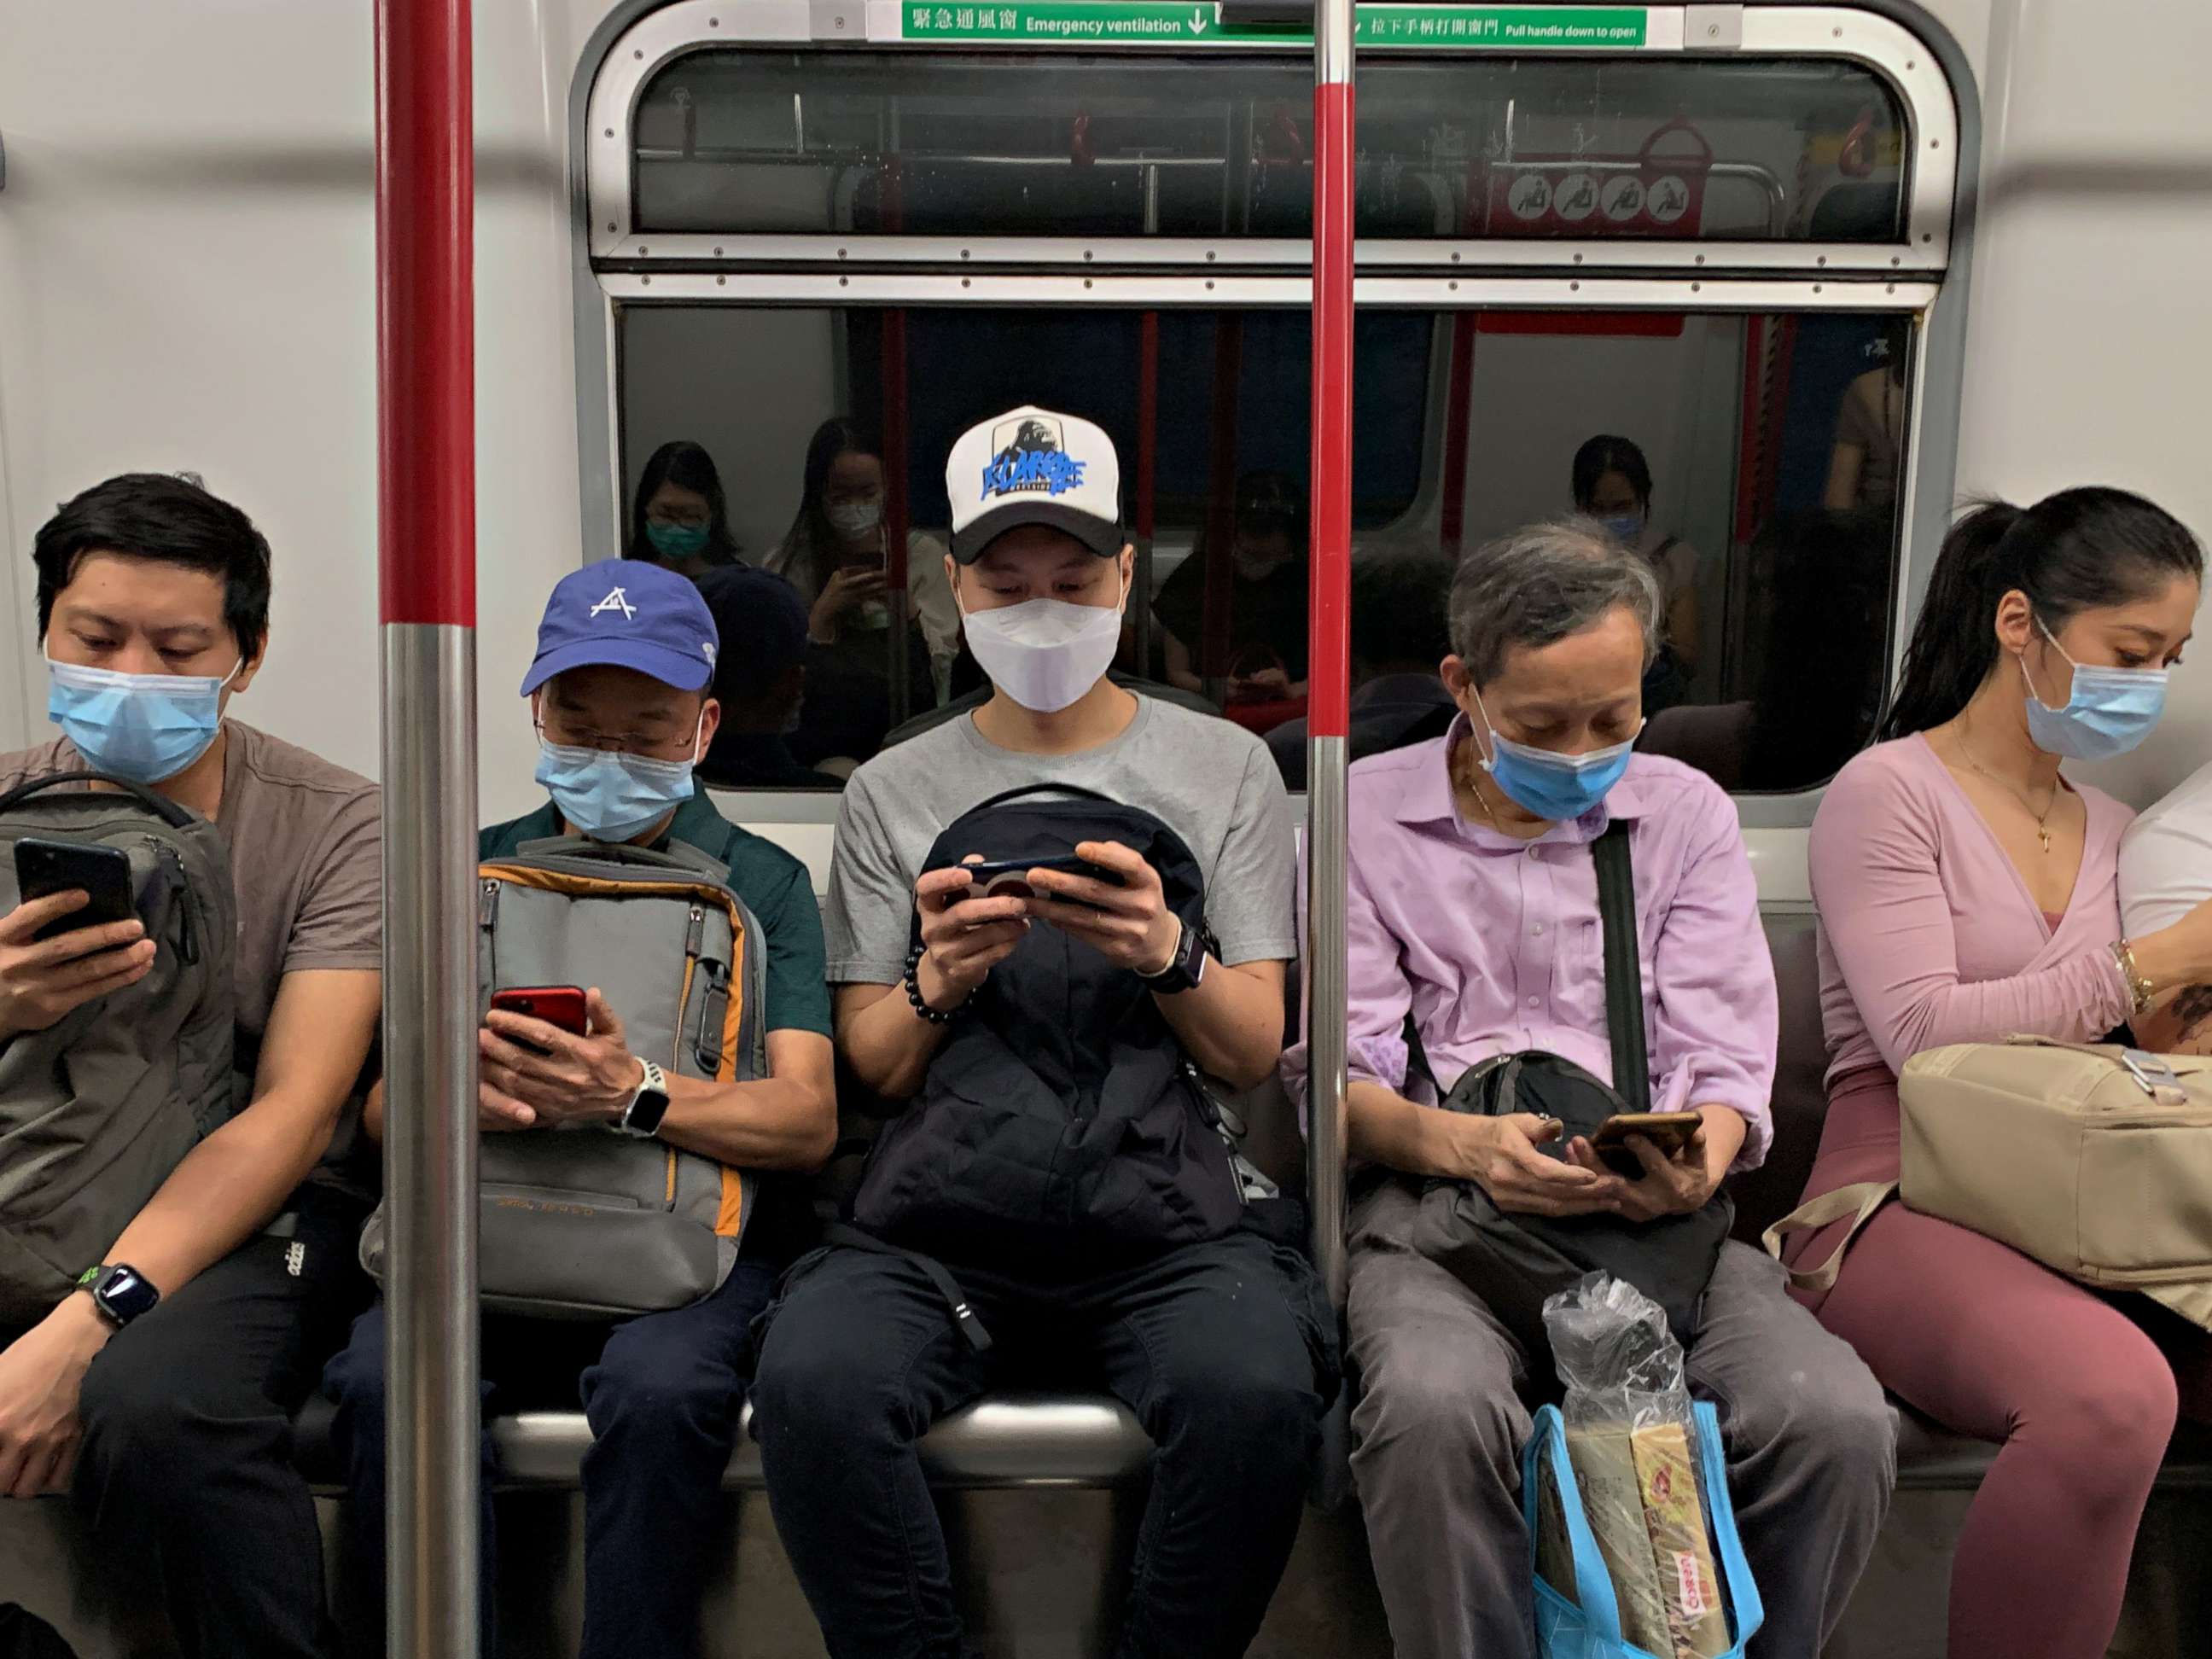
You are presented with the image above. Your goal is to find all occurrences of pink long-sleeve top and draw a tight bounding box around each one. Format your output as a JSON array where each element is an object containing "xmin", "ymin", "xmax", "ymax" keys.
[
  {"xmin": 1810, "ymin": 732, "xmax": 2135, "ymax": 1089},
  {"xmin": 1282, "ymin": 725, "xmax": 1778, "ymax": 1170}
]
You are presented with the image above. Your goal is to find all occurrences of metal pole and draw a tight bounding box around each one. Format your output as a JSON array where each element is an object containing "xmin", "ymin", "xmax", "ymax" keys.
[
  {"xmin": 1305, "ymin": 0, "xmax": 1354, "ymax": 1314},
  {"xmin": 375, "ymin": 0, "xmax": 480, "ymax": 1653}
]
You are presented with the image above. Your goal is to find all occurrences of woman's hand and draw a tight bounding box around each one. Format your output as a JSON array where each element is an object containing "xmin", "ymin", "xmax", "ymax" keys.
[{"xmin": 809, "ymin": 567, "xmax": 888, "ymax": 643}]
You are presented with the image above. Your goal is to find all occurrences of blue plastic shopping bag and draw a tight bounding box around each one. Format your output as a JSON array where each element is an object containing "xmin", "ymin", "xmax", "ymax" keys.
[{"xmin": 1522, "ymin": 1399, "xmax": 1764, "ymax": 1659}]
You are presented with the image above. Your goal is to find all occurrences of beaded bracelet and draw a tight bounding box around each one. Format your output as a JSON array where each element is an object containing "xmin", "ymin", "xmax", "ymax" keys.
[{"xmin": 904, "ymin": 945, "xmax": 970, "ymax": 1025}]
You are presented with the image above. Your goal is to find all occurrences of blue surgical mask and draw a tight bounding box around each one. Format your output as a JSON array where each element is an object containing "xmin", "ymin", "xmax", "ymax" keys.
[
  {"xmin": 2022, "ymin": 618, "xmax": 2169, "ymax": 760},
  {"xmin": 1600, "ymin": 514, "xmax": 1645, "ymax": 545},
  {"xmin": 47, "ymin": 656, "xmax": 241, "ymax": 784},
  {"xmin": 1470, "ymin": 687, "xmax": 1639, "ymax": 823},
  {"xmin": 646, "ymin": 521, "xmax": 710, "ymax": 562},
  {"xmin": 534, "ymin": 725, "xmax": 700, "ymax": 843}
]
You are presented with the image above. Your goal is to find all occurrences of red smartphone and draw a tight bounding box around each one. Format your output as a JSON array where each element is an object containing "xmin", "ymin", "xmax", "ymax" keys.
[
  {"xmin": 489, "ymin": 985, "xmax": 588, "ymax": 1049},
  {"xmin": 1589, "ymin": 1110, "xmax": 1704, "ymax": 1178}
]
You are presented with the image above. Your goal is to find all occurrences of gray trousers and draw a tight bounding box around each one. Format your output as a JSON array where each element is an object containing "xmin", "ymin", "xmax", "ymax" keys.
[{"xmin": 1347, "ymin": 1182, "xmax": 1896, "ymax": 1659}]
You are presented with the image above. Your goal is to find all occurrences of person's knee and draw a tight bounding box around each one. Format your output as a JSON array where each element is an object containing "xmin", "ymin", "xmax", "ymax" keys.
[
  {"xmin": 583, "ymin": 1330, "xmax": 732, "ymax": 1444},
  {"xmin": 2036, "ymin": 1338, "xmax": 2179, "ymax": 1490},
  {"xmin": 750, "ymin": 1307, "xmax": 906, "ymax": 1453},
  {"xmin": 1353, "ymin": 1334, "xmax": 1520, "ymax": 1481},
  {"xmin": 1755, "ymin": 1360, "xmax": 1897, "ymax": 1509},
  {"xmin": 76, "ymin": 1344, "xmax": 207, "ymax": 1474}
]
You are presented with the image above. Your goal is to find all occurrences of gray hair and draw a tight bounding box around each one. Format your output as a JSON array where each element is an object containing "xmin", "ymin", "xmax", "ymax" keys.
[{"xmin": 1447, "ymin": 516, "xmax": 1660, "ymax": 685}]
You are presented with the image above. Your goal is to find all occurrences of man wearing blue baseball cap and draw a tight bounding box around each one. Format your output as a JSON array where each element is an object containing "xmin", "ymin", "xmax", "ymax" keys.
[{"xmin": 322, "ymin": 558, "xmax": 835, "ymax": 1658}]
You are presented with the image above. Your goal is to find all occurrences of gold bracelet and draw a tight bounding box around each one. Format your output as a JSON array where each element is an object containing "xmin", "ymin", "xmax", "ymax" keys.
[{"xmin": 2113, "ymin": 938, "xmax": 2156, "ymax": 1017}]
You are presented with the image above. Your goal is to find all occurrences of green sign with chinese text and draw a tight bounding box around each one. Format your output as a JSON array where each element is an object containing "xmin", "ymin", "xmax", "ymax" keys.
[{"xmin": 899, "ymin": 4, "xmax": 1650, "ymax": 49}]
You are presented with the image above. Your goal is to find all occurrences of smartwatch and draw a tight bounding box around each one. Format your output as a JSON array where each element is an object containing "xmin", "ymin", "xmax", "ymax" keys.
[
  {"xmin": 618, "ymin": 1059, "xmax": 672, "ymax": 1139},
  {"xmin": 1138, "ymin": 916, "xmax": 1208, "ymax": 996},
  {"xmin": 76, "ymin": 1263, "xmax": 160, "ymax": 1330}
]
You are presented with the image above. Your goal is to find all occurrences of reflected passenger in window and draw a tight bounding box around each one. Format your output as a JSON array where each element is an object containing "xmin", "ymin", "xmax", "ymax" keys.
[
  {"xmin": 1155, "ymin": 471, "xmax": 1312, "ymax": 724},
  {"xmin": 1824, "ymin": 317, "xmax": 1907, "ymax": 515},
  {"xmin": 1266, "ymin": 540, "xmax": 1458, "ymax": 790},
  {"xmin": 695, "ymin": 565, "xmax": 842, "ymax": 791},
  {"xmin": 628, "ymin": 439, "xmax": 744, "ymax": 577},
  {"xmin": 1573, "ymin": 434, "xmax": 1700, "ymax": 713},
  {"xmin": 766, "ymin": 417, "xmax": 962, "ymax": 706}
]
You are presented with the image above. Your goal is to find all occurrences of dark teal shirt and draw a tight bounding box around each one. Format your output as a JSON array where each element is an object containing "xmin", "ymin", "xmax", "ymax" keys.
[{"xmin": 480, "ymin": 795, "xmax": 832, "ymax": 1039}]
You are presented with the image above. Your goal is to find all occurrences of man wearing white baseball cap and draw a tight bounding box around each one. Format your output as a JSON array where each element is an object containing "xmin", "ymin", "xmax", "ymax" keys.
[{"xmin": 752, "ymin": 407, "xmax": 1330, "ymax": 1657}]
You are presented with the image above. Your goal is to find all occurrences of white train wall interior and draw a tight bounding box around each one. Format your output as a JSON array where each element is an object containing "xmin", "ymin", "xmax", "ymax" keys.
[{"xmin": 4, "ymin": 2, "xmax": 2212, "ymax": 1656}]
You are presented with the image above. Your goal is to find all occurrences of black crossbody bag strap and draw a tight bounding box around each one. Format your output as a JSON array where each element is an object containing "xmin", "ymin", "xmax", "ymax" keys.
[
  {"xmin": 823, "ymin": 1223, "xmax": 993, "ymax": 1353},
  {"xmin": 1592, "ymin": 818, "xmax": 1650, "ymax": 1115}
]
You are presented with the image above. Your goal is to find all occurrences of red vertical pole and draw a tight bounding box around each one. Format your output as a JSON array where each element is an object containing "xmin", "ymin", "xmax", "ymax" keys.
[
  {"xmin": 1306, "ymin": 0, "xmax": 1354, "ymax": 1314},
  {"xmin": 376, "ymin": 0, "xmax": 481, "ymax": 1649},
  {"xmin": 881, "ymin": 157, "xmax": 913, "ymax": 718},
  {"xmin": 1439, "ymin": 315, "xmax": 1476, "ymax": 558},
  {"xmin": 1132, "ymin": 311, "xmax": 1160, "ymax": 675},
  {"xmin": 378, "ymin": 0, "xmax": 474, "ymax": 631}
]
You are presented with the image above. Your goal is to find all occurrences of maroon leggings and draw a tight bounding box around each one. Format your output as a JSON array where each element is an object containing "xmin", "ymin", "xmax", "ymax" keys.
[{"xmin": 1808, "ymin": 1074, "xmax": 2212, "ymax": 1658}]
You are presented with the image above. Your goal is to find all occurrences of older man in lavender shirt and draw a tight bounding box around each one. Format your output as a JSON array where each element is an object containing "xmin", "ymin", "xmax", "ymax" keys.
[{"xmin": 1287, "ymin": 521, "xmax": 1895, "ymax": 1659}]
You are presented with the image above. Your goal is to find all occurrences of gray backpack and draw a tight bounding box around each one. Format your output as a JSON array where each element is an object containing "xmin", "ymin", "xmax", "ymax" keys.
[
  {"xmin": 361, "ymin": 835, "xmax": 768, "ymax": 1319},
  {"xmin": 0, "ymin": 771, "xmax": 237, "ymax": 1324}
]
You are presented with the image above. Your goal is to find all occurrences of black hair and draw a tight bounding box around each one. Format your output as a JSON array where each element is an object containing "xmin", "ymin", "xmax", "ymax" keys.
[
  {"xmin": 34, "ymin": 472, "xmax": 272, "ymax": 658},
  {"xmin": 1571, "ymin": 434, "xmax": 1654, "ymax": 512},
  {"xmin": 627, "ymin": 440, "xmax": 742, "ymax": 567},
  {"xmin": 1350, "ymin": 543, "xmax": 1454, "ymax": 674},
  {"xmin": 1235, "ymin": 471, "xmax": 1308, "ymax": 543},
  {"xmin": 1881, "ymin": 487, "xmax": 2205, "ymax": 740},
  {"xmin": 784, "ymin": 416, "xmax": 882, "ymax": 590}
]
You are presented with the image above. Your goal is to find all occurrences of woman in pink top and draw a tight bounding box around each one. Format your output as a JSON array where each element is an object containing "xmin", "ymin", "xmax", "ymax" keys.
[{"xmin": 1790, "ymin": 487, "xmax": 2212, "ymax": 1658}]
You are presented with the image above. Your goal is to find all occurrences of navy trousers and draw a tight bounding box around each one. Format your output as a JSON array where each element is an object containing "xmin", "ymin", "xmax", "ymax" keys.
[{"xmin": 322, "ymin": 1256, "xmax": 773, "ymax": 1659}]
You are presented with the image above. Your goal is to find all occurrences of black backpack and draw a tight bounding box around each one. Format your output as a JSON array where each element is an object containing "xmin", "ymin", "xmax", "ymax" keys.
[
  {"xmin": 851, "ymin": 784, "xmax": 1247, "ymax": 1272},
  {"xmin": 1405, "ymin": 819, "xmax": 1732, "ymax": 1347}
]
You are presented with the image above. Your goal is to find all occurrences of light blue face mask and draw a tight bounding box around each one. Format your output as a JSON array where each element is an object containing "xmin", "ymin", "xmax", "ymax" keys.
[
  {"xmin": 2022, "ymin": 618, "xmax": 2169, "ymax": 761},
  {"xmin": 1470, "ymin": 685, "xmax": 1639, "ymax": 823},
  {"xmin": 534, "ymin": 728, "xmax": 700, "ymax": 843},
  {"xmin": 47, "ymin": 656, "xmax": 241, "ymax": 784},
  {"xmin": 1599, "ymin": 514, "xmax": 1645, "ymax": 545}
]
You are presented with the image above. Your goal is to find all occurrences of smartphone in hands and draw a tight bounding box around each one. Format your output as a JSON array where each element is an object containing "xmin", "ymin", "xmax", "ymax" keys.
[
  {"xmin": 1589, "ymin": 1110, "xmax": 1703, "ymax": 1179},
  {"xmin": 489, "ymin": 985, "xmax": 589, "ymax": 1056},
  {"xmin": 14, "ymin": 838, "xmax": 137, "ymax": 943}
]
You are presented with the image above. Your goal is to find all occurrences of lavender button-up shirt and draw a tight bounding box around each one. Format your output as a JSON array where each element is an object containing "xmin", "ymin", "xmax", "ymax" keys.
[{"xmin": 1284, "ymin": 720, "xmax": 1777, "ymax": 1170}]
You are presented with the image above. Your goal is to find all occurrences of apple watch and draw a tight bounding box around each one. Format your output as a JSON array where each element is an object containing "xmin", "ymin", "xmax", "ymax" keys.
[
  {"xmin": 618, "ymin": 1058, "xmax": 672, "ymax": 1138},
  {"xmin": 76, "ymin": 1263, "xmax": 160, "ymax": 1330},
  {"xmin": 1138, "ymin": 916, "xmax": 1209, "ymax": 996}
]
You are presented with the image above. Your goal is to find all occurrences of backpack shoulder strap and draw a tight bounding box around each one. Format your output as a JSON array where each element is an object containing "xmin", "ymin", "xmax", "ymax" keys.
[{"xmin": 1592, "ymin": 818, "xmax": 1650, "ymax": 1114}]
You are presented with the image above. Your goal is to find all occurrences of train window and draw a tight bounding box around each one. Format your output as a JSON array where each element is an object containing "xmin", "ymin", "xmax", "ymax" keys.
[
  {"xmin": 629, "ymin": 49, "xmax": 1906, "ymax": 242},
  {"xmin": 617, "ymin": 301, "xmax": 1907, "ymax": 795}
]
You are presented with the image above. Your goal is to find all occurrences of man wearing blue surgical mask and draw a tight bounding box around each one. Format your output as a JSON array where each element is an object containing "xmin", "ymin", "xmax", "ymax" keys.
[
  {"xmin": 0, "ymin": 472, "xmax": 382, "ymax": 1659},
  {"xmin": 1282, "ymin": 516, "xmax": 1893, "ymax": 1659},
  {"xmin": 323, "ymin": 556, "xmax": 835, "ymax": 1659}
]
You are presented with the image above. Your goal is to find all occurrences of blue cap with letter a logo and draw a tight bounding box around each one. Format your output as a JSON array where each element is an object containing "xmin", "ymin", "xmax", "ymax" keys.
[
  {"xmin": 521, "ymin": 558, "xmax": 720, "ymax": 696},
  {"xmin": 947, "ymin": 405, "xmax": 1124, "ymax": 563}
]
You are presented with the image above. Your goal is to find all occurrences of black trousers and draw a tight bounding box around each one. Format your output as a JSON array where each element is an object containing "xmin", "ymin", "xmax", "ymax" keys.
[
  {"xmin": 750, "ymin": 1226, "xmax": 1336, "ymax": 1659},
  {"xmin": 9, "ymin": 1192, "xmax": 366, "ymax": 1659}
]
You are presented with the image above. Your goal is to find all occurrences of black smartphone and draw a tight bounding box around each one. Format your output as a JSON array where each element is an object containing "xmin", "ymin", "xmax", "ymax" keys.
[
  {"xmin": 957, "ymin": 854, "xmax": 1126, "ymax": 900},
  {"xmin": 1589, "ymin": 1110, "xmax": 1704, "ymax": 1179},
  {"xmin": 15, "ymin": 838, "xmax": 137, "ymax": 943}
]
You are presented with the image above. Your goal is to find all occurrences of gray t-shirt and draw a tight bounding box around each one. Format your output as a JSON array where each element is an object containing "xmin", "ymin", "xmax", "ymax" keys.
[{"xmin": 824, "ymin": 695, "xmax": 1297, "ymax": 985}]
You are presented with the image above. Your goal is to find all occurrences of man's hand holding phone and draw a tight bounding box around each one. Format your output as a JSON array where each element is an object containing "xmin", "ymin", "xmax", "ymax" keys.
[
  {"xmin": 910, "ymin": 858, "xmax": 1032, "ymax": 1014},
  {"xmin": 1022, "ymin": 841, "xmax": 1178, "ymax": 975},
  {"xmin": 1450, "ymin": 1112, "xmax": 1621, "ymax": 1219},
  {"xmin": 0, "ymin": 893, "xmax": 154, "ymax": 1042},
  {"xmin": 1562, "ymin": 1105, "xmax": 1743, "ymax": 1222}
]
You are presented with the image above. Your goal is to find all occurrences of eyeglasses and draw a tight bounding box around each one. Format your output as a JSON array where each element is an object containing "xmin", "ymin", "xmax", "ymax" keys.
[{"xmin": 534, "ymin": 712, "xmax": 698, "ymax": 761}]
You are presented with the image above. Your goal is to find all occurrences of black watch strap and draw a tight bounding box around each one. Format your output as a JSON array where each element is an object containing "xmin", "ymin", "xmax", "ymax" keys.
[{"xmin": 1139, "ymin": 916, "xmax": 1208, "ymax": 995}]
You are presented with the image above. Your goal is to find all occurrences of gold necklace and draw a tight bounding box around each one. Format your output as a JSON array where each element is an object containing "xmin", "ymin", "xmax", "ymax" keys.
[{"xmin": 1955, "ymin": 725, "xmax": 2059, "ymax": 853}]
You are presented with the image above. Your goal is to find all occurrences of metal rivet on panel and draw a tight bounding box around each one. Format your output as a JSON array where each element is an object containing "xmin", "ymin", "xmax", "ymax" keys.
[
  {"xmin": 1573, "ymin": 252, "xmax": 1584, "ymax": 264},
  {"xmin": 1691, "ymin": 281, "xmax": 1702, "ymax": 292},
  {"xmin": 1084, "ymin": 250, "xmax": 1094, "ymax": 261},
  {"xmin": 1570, "ymin": 280, "xmax": 1580, "ymax": 291},
  {"xmin": 1695, "ymin": 254, "xmax": 1705, "ymax": 265},
  {"xmin": 709, "ymin": 16, "xmax": 719, "ymax": 26},
  {"xmin": 1890, "ymin": 255, "xmax": 1901, "ymax": 266},
  {"xmin": 604, "ymin": 129, "xmax": 614, "ymax": 138},
  {"xmin": 839, "ymin": 276, "xmax": 849, "ymax": 286},
  {"xmin": 607, "ymin": 221, "xmax": 617, "ymax": 232},
  {"xmin": 638, "ymin": 245, "xmax": 649, "ymax": 254},
  {"xmin": 640, "ymin": 275, "xmax": 651, "ymax": 285},
  {"xmin": 1930, "ymin": 139, "xmax": 1941, "ymax": 149},
  {"xmin": 1818, "ymin": 254, "xmax": 1827, "ymax": 265},
  {"xmin": 1448, "ymin": 280, "xmax": 1458, "ymax": 291},
  {"xmin": 717, "ymin": 275, "xmax": 726, "ymax": 286},
  {"xmin": 713, "ymin": 246, "xmax": 724, "ymax": 255},
  {"xmin": 1206, "ymin": 250, "xmax": 1217, "ymax": 261},
  {"xmin": 1813, "ymin": 283, "xmax": 1823, "ymax": 293},
  {"xmin": 961, "ymin": 249, "xmax": 971, "ymax": 259},
  {"xmin": 635, "ymin": 49, "xmax": 644, "ymax": 58},
  {"xmin": 839, "ymin": 247, "xmax": 848, "ymax": 259},
  {"xmin": 1206, "ymin": 279, "xmax": 1215, "ymax": 289},
  {"xmin": 1923, "ymin": 232, "xmax": 1934, "ymax": 242},
  {"xmin": 1906, "ymin": 60, "xmax": 1915, "ymax": 70},
  {"xmin": 1084, "ymin": 278, "xmax": 1093, "ymax": 288}
]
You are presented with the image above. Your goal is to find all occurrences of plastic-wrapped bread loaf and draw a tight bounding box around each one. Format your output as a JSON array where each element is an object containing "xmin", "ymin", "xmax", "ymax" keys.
[
  {"xmin": 1564, "ymin": 1423, "xmax": 1674, "ymax": 1652},
  {"xmin": 1629, "ymin": 1420, "xmax": 1730, "ymax": 1659}
]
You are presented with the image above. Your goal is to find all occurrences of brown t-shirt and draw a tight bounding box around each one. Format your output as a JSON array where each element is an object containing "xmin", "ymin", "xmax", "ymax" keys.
[{"xmin": 0, "ymin": 721, "xmax": 381, "ymax": 1045}]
